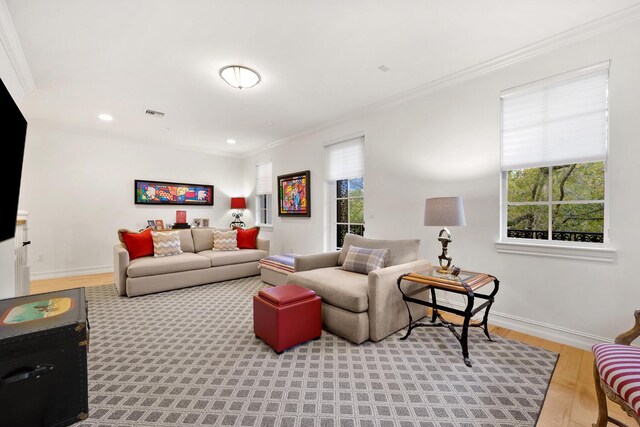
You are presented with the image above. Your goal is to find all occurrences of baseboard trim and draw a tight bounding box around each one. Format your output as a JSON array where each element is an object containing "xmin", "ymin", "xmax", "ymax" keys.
[
  {"xmin": 445, "ymin": 299, "xmax": 611, "ymax": 351},
  {"xmin": 31, "ymin": 265, "xmax": 113, "ymax": 281}
]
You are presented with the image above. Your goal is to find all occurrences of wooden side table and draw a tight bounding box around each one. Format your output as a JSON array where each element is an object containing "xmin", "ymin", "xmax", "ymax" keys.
[{"xmin": 397, "ymin": 267, "xmax": 499, "ymax": 367}]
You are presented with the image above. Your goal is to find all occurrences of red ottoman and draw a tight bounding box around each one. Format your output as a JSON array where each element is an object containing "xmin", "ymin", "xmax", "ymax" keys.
[{"xmin": 253, "ymin": 284, "xmax": 321, "ymax": 354}]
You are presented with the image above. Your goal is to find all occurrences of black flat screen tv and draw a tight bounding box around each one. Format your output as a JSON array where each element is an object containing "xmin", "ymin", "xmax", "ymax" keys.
[{"xmin": 0, "ymin": 77, "xmax": 27, "ymax": 242}]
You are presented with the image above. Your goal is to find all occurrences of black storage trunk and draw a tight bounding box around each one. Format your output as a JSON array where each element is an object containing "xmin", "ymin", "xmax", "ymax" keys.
[{"xmin": 0, "ymin": 288, "xmax": 89, "ymax": 427}]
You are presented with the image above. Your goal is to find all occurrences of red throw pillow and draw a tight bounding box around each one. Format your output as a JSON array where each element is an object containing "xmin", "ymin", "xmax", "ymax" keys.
[
  {"xmin": 234, "ymin": 226, "xmax": 260, "ymax": 249},
  {"xmin": 120, "ymin": 228, "xmax": 154, "ymax": 260}
]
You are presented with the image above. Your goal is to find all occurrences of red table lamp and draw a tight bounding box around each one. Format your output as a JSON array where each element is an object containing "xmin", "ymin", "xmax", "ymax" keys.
[{"xmin": 230, "ymin": 197, "xmax": 246, "ymax": 228}]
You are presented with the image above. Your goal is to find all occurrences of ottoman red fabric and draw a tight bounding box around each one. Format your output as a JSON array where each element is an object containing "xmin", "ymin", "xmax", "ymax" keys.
[{"xmin": 253, "ymin": 284, "xmax": 321, "ymax": 354}]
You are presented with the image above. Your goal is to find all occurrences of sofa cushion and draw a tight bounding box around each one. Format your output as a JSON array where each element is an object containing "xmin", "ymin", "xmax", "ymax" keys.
[
  {"xmin": 127, "ymin": 253, "xmax": 211, "ymax": 278},
  {"xmin": 173, "ymin": 229, "xmax": 195, "ymax": 253},
  {"xmin": 341, "ymin": 246, "xmax": 390, "ymax": 274},
  {"xmin": 338, "ymin": 234, "xmax": 420, "ymax": 267},
  {"xmin": 198, "ymin": 249, "xmax": 268, "ymax": 267},
  {"xmin": 119, "ymin": 228, "xmax": 154, "ymax": 260},
  {"xmin": 192, "ymin": 228, "xmax": 214, "ymax": 252},
  {"xmin": 151, "ymin": 231, "xmax": 183, "ymax": 257},
  {"xmin": 288, "ymin": 267, "xmax": 369, "ymax": 313}
]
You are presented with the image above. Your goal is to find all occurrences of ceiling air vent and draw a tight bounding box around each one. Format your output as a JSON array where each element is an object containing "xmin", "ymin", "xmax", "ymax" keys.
[{"xmin": 145, "ymin": 109, "xmax": 165, "ymax": 118}]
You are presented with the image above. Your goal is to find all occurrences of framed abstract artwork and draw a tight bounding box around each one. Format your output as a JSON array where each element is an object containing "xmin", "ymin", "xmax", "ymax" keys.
[
  {"xmin": 134, "ymin": 180, "xmax": 214, "ymax": 206},
  {"xmin": 277, "ymin": 170, "xmax": 310, "ymax": 217}
]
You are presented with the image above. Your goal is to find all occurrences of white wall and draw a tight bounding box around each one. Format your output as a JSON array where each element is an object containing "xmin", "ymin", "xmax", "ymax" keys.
[
  {"xmin": 19, "ymin": 125, "xmax": 243, "ymax": 279},
  {"xmin": 242, "ymin": 22, "xmax": 640, "ymax": 349}
]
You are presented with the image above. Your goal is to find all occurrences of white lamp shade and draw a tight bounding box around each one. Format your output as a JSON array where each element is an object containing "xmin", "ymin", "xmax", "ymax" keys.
[
  {"xmin": 424, "ymin": 197, "xmax": 466, "ymax": 227},
  {"xmin": 220, "ymin": 65, "xmax": 261, "ymax": 89}
]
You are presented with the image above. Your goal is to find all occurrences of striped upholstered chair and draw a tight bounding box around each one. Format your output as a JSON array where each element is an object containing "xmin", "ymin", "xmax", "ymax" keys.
[{"xmin": 592, "ymin": 310, "xmax": 640, "ymax": 427}]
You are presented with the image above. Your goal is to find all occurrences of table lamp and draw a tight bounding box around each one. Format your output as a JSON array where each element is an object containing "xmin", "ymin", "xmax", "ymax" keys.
[
  {"xmin": 230, "ymin": 197, "xmax": 246, "ymax": 228},
  {"xmin": 424, "ymin": 196, "xmax": 466, "ymax": 273}
]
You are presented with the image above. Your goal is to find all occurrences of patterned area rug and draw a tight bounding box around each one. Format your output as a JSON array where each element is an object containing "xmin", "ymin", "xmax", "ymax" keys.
[{"xmin": 80, "ymin": 277, "xmax": 557, "ymax": 427}]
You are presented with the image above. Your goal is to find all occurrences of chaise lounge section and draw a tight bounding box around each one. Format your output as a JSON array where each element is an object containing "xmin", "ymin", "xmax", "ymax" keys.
[{"xmin": 114, "ymin": 228, "xmax": 269, "ymax": 297}]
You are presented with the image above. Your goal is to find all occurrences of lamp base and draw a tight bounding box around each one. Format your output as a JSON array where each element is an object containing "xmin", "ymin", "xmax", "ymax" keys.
[
  {"xmin": 437, "ymin": 227, "xmax": 453, "ymax": 272},
  {"xmin": 230, "ymin": 211, "xmax": 245, "ymax": 228}
]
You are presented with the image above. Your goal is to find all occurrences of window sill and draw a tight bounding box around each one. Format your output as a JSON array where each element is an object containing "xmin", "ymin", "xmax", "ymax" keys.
[{"xmin": 495, "ymin": 241, "xmax": 616, "ymax": 263}]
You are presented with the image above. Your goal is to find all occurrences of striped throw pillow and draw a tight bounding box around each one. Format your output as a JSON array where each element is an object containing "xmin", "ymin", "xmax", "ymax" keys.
[
  {"xmin": 213, "ymin": 229, "xmax": 239, "ymax": 251},
  {"xmin": 151, "ymin": 231, "xmax": 183, "ymax": 257},
  {"xmin": 340, "ymin": 246, "xmax": 390, "ymax": 274}
]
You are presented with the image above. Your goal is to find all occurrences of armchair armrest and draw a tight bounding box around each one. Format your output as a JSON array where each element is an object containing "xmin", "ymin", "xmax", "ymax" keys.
[
  {"xmin": 257, "ymin": 238, "xmax": 270, "ymax": 254},
  {"xmin": 368, "ymin": 259, "xmax": 431, "ymax": 342},
  {"xmin": 294, "ymin": 251, "xmax": 340, "ymax": 272},
  {"xmin": 113, "ymin": 244, "xmax": 129, "ymax": 296},
  {"xmin": 615, "ymin": 310, "xmax": 640, "ymax": 345}
]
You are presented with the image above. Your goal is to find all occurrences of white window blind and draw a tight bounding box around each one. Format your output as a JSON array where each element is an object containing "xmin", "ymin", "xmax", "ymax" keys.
[
  {"xmin": 325, "ymin": 137, "xmax": 364, "ymax": 181},
  {"xmin": 501, "ymin": 62, "xmax": 609, "ymax": 171},
  {"xmin": 256, "ymin": 162, "xmax": 272, "ymax": 195}
]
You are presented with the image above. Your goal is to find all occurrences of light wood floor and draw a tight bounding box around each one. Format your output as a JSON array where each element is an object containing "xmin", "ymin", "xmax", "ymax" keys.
[{"xmin": 31, "ymin": 273, "xmax": 634, "ymax": 427}]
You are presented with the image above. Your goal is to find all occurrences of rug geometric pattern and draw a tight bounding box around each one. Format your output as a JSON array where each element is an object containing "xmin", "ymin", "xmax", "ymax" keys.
[{"xmin": 78, "ymin": 277, "xmax": 558, "ymax": 427}]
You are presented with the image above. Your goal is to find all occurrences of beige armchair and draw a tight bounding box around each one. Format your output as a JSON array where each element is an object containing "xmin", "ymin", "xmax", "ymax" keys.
[{"xmin": 287, "ymin": 234, "xmax": 430, "ymax": 344}]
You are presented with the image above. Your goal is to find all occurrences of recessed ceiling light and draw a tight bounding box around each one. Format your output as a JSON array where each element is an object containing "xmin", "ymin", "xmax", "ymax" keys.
[
  {"xmin": 98, "ymin": 113, "xmax": 113, "ymax": 121},
  {"xmin": 227, "ymin": 139, "xmax": 237, "ymax": 145},
  {"xmin": 266, "ymin": 122, "xmax": 273, "ymax": 126},
  {"xmin": 219, "ymin": 65, "xmax": 261, "ymax": 89}
]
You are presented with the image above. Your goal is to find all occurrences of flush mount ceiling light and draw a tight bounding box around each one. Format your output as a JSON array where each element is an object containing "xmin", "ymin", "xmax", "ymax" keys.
[
  {"xmin": 219, "ymin": 65, "xmax": 261, "ymax": 89},
  {"xmin": 226, "ymin": 139, "xmax": 237, "ymax": 144},
  {"xmin": 98, "ymin": 113, "xmax": 113, "ymax": 121}
]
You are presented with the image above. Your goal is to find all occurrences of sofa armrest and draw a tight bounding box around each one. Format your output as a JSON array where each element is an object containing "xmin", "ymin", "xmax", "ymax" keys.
[
  {"xmin": 113, "ymin": 244, "xmax": 129, "ymax": 296},
  {"xmin": 257, "ymin": 238, "xmax": 270, "ymax": 254},
  {"xmin": 368, "ymin": 259, "xmax": 431, "ymax": 342},
  {"xmin": 294, "ymin": 251, "xmax": 340, "ymax": 272}
]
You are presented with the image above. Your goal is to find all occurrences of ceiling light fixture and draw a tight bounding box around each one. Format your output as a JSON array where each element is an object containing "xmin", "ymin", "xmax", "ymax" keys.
[
  {"xmin": 98, "ymin": 113, "xmax": 113, "ymax": 121},
  {"xmin": 219, "ymin": 65, "xmax": 261, "ymax": 89},
  {"xmin": 227, "ymin": 139, "xmax": 237, "ymax": 144}
]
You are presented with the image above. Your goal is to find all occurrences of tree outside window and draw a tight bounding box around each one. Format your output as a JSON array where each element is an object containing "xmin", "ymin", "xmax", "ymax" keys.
[
  {"xmin": 506, "ymin": 161, "xmax": 604, "ymax": 242},
  {"xmin": 336, "ymin": 177, "xmax": 364, "ymax": 249}
]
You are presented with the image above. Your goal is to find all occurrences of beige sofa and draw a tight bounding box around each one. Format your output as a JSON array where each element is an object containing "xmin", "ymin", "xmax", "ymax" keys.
[
  {"xmin": 114, "ymin": 228, "xmax": 269, "ymax": 297},
  {"xmin": 286, "ymin": 234, "xmax": 430, "ymax": 344}
]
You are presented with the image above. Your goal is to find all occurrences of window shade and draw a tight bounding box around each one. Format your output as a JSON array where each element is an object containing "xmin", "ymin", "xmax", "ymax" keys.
[
  {"xmin": 501, "ymin": 63, "xmax": 609, "ymax": 171},
  {"xmin": 325, "ymin": 137, "xmax": 364, "ymax": 181},
  {"xmin": 255, "ymin": 162, "xmax": 272, "ymax": 195}
]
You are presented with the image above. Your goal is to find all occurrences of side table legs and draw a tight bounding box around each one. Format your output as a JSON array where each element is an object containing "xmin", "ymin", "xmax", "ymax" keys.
[{"xmin": 397, "ymin": 276, "xmax": 500, "ymax": 368}]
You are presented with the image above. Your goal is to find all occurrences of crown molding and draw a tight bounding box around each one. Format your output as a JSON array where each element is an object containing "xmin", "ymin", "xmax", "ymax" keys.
[
  {"xmin": 28, "ymin": 120, "xmax": 244, "ymax": 159},
  {"xmin": 0, "ymin": 0, "xmax": 36, "ymax": 93},
  {"xmin": 244, "ymin": 3, "xmax": 640, "ymax": 158}
]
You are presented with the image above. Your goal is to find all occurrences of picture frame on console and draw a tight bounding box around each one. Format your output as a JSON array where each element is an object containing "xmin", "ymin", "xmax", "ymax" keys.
[
  {"xmin": 277, "ymin": 170, "xmax": 311, "ymax": 217},
  {"xmin": 147, "ymin": 220, "xmax": 157, "ymax": 230}
]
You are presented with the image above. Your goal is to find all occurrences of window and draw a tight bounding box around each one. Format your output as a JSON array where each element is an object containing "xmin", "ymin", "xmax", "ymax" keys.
[
  {"xmin": 255, "ymin": 162, "xmax": 273, "ymax": 226},
  {"xmin": 256, "ymin": 194, "xmax": 273, "ymax": 226},
  {"xmin": 336, "ymin": 178, "xmax": 364, "ymax": 249},
  {"xmin": 506, "ymin": 162, "xmax": 605, "ymax": 242},
  {"xmin": 325, "ymin": 137, "xmax": 365, "ymax": 250},
  {"xmin": 500, "ymin": 62, "xmax": 609, "ymax": 245}
]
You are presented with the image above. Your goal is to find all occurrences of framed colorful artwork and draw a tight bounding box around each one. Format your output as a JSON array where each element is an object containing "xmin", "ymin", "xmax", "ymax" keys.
[
  {"xmin": 277, "ymin": 170, "xmax": 311, "ymax": 217},
  {"xmin": 134, "ymin": 180, "xmax": 214, "ymax": 206}
]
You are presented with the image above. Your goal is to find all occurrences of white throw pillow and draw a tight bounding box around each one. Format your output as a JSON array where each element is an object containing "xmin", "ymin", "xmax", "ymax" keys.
[
  {"xmin": 151, "ymin": 231, "xmax": 183, "ymax": 257},
  {"xmin": 213, "ymin": 229, "xmax": 239, "ymax": 251}
]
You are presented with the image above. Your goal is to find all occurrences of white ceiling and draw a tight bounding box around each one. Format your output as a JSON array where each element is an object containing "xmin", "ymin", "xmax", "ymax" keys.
[{"xmin": 6, "ymin": 0, "xmax": 640, "ymax": 155}]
